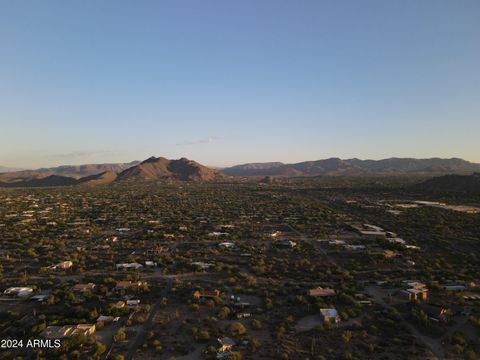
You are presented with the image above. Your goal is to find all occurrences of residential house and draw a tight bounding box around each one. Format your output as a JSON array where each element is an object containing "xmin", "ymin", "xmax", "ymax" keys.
[
  {"xmin": 407, "ymin": 281, "xmax": 426, "ymax": 289},
  {"xmin": 351, "ymin": 224, "xmax": 387, "ymax": 239},
  {"xmin": 72, "ymin": 283, "xmax": 96, "ymax": 293},
  {"xmin": 113, "ymin": 300, "xmax": 126, "ymax": 309},
  {"xmin": 3, "ymin": 287, "xmax": 33, "ymax": 297},
  {"xmin": 115, "ymin": 281, "xmax": 145, "ymax": 291},
  {"xmin": 275, "ymin": 240, "xmax": 297, "ymax": 248},
  {"xmin": 51, "ymin": 261, "xmax": 73, "ymax": 270},
  {"xmin": 217, "ymin": 337, "xmax": 236, "ymax": 353},
  {"xmin": 208, "ymin": 231, "xmax": 228, "ymax": 237},
  {"xmin": 319, "ymin": 308, "xmax": 340, "ymax": 323},
  {"xmin": 344, "ymin": 245, "xmax": 366, "ymax": 251},
  {"xmin": 388, "ymin": 238, "xmax": 406, "ymax": 245},
  {"xmin": 384, "ymin": 250, "xmax": 398, "ymax": 259},
  {"xmin": 42, "ymin": 324, "xmax": 96, "ymax": 339},
  {"xmin": 194, "ymin": 289, "xmax": 221, "ymax": 300},
  {"xmin": 126, "ymin": 299, "xmax": 141, "ymax": 307},
  {"xmin": 401, "ymin": 281, "xmax": 428, "ymax": 301},
  {"xmin": 219, "ymin": 242, "xmax": 235, "ymax": 249},
  {"xmin": 308, "ymin": 287, "xmax": 336, "ymax": 298},
  {"xmin": 116, "ymin": 263, "xmax": 143, "ymax": 270},
  {"xmin": 402, "ymin": 288, "xmax": 428, "ymax": 301},
  {"xmin": 234, "ymin": 302, "xmax": 251, "ymax": 310},
  {"xmin": 236, "ymin": 313, "xmax": 251, "ymax": 319},
  {"xmin": 29, "ymin": 294, "xmax": 50, "ymax": 302},
  {"xmin": 191, "ymin": 262, "xmax": 215, "ymax": 270},
  {"xmin": 97, "ymin": 315, "xmax": 119, "ymax": 324},
  {"xmin": 268, "ymin": 231, "xmax": 282, "ymax": 238}
]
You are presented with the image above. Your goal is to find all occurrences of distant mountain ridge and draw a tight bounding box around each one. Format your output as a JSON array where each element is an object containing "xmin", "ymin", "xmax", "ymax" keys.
[
  {"xmin": 0, "ymin": 157, "xmax": 222, "ymax": 187},
  {"xmin": 222, "ymin": 157, "xmax": 480, "ymax": 176},
  {"xmin": 0, "ymin": 175, "xmax": 78, "ymax": 188},
  {"xmin": 35, "ymin": 161, "xmax": 140, "ymax": 178},
  {"xmin": 0, "ymin": 171, "xmax": 120, "ymax": 188},
  {"xmin": 2, "ymin": 157, "xmax": 480, "ymax": 188},
  {"xmin": 0, "ymin": 161, "xmax": 139, "ymax": 184}
]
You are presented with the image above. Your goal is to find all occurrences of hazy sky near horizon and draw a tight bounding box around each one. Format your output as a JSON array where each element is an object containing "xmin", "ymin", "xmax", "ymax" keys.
[{"xmin": 1, "ymin": 0, "xmax": 479, "ymax": 168}]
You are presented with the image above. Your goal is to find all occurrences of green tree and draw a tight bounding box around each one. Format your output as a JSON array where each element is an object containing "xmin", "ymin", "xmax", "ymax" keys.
[
  {"xmin": 229, "ymin": 322, "xmax": 247, "ymax": 336},
  {"xmin": 218, "ymin": 306, "xmax": 231, "ymax": 320}
]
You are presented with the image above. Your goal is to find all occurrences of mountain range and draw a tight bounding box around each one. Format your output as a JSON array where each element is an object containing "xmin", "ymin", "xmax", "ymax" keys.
[
  {"xmin": 1, "ymin": 157, "xmax": 480, "ymax": 188},
  {"xmin": 0, "ymin": 157, "xmax": 222, "ymax": 187},
  {"xmin": 222, "ymin": 157, "xmax": 480, "ymax": 176},
  {"xmin": 0, "ymin": 161, "xmax": 140, "ymax": 184}
]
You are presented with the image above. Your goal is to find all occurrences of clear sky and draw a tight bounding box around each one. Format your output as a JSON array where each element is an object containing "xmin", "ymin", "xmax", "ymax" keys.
[{"xmin": 1, "ymin": 0, "xmax": 479, "ymax": 169}]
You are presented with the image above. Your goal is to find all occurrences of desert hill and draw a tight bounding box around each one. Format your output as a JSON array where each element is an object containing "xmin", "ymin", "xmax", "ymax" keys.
[
  {"xmin": 77, "ymin": 171, "xmax": 118, "ymax": 185},
  {"xmin": 412, "ymin": 173, "xmax": 480, "ymax": 195},
  {"xmin": 116, "ymin": 157, "xmax": 221, "ymax": 182}
]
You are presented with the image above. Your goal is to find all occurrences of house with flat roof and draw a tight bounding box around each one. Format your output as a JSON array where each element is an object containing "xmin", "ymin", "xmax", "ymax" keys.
[
  {"xmin": 72, "ymin": 283, "xmax": 96, "ymax": 293},
  {"xmin": 50, "ymin": 261, "xmax": 73, "ymax": 270},
  {"xmin": 126, "ymin": 299, "xmax": 141, "ymax": 307},
  {"xmin": 388, "ymin": 238, "xmax": 406, "ymax": 245},
  {"xmin": 29, "ymin": 294, "xmax": 50, "ymax": 302},
  {"xmin": 308, "ymin": 287, "xmax": 336, "ymax": 298},
  {"xmin": 401, "ymin": 281, "xmax": 428, "ymax": 301},
  {"xmin": 115, "ymin": 281, "xmax": 145, "ymax": 291},
  {"xmin": 191, "ymin": 261, "xmax": 215, "ymax": 270},
  {"xmin": 113, "ymin": 300, "xmax": 126, "ymax": 309},
  {"xmin": 402, "ymin": 288, "xmax": 428, "ymax": 301},
  {"xmin": 407, "ymin": 281, "xmax": 427, "ymax": 290},
  {"xmin": 42, "ymin": 324, "xmax": 96, "ymax": 339},
  {"xmin": 3, "ymin": 287, "xmax": 33, "ymax": 297},
  {"xmin": 384, "ymin": 250, "xmax": 398, "ymax": 259},
  {"xmin": 194, "ymin": 289, "xmax": 221, "ymax": 300},
  {"xmin": 116, "ymin": 263, "xmax": 143, "ymax": 270},
  {"xmin": 319, "ymin": 308, "xmax": 340, "ymax": 323},
  {"xmin": 350, "ymin": 224, "xmax": 387, "ymax": 239},
  {"xmin": 97, "ymin": 315, "xmax": 119, "ymax": 324}
]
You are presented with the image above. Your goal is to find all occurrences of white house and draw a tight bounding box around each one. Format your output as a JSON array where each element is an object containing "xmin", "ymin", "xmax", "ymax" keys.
[
  {"xmin": 116, "ymin": 263, "xmax": 143, "ymax": 270},
  {"xmin": 51, "ymin": 261, "xmax": 73, "ymax": 270},
  {"xmin": 126, "ymin": 299, "xmax": 141, "ymax": 307},
  {"xmin": 3, "ymin": 287, "xmax": 33, "ymax": 297}
]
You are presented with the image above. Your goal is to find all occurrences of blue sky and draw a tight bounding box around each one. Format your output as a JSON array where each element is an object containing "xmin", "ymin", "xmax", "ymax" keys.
[{"xmin": 1, "ymin": 0, "xmax": 479, "ymax": 168}]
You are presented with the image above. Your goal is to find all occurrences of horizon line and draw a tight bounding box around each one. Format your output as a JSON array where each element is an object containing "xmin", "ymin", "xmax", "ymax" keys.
[{"xmin": 2, "ymin": 155, "xmax": 478, "ymax": 172}]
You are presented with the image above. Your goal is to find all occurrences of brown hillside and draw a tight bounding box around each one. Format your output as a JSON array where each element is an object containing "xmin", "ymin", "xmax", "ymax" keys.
[
  {"xmin": 116, "ymin": 157, "xmax": 221, "ymax": 182},
  {"xmin": 77, "ymin": 171, "xmax": 118, "ymax": 185}
]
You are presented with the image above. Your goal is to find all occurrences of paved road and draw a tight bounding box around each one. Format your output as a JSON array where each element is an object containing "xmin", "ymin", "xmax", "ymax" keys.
[
  {"xmin": 125, "ymin": 278, "xmax": 173, "ymax": 360},
  {"xmin": 101, "ymin": 316, "xmax": 131, "ymax": 360}
]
